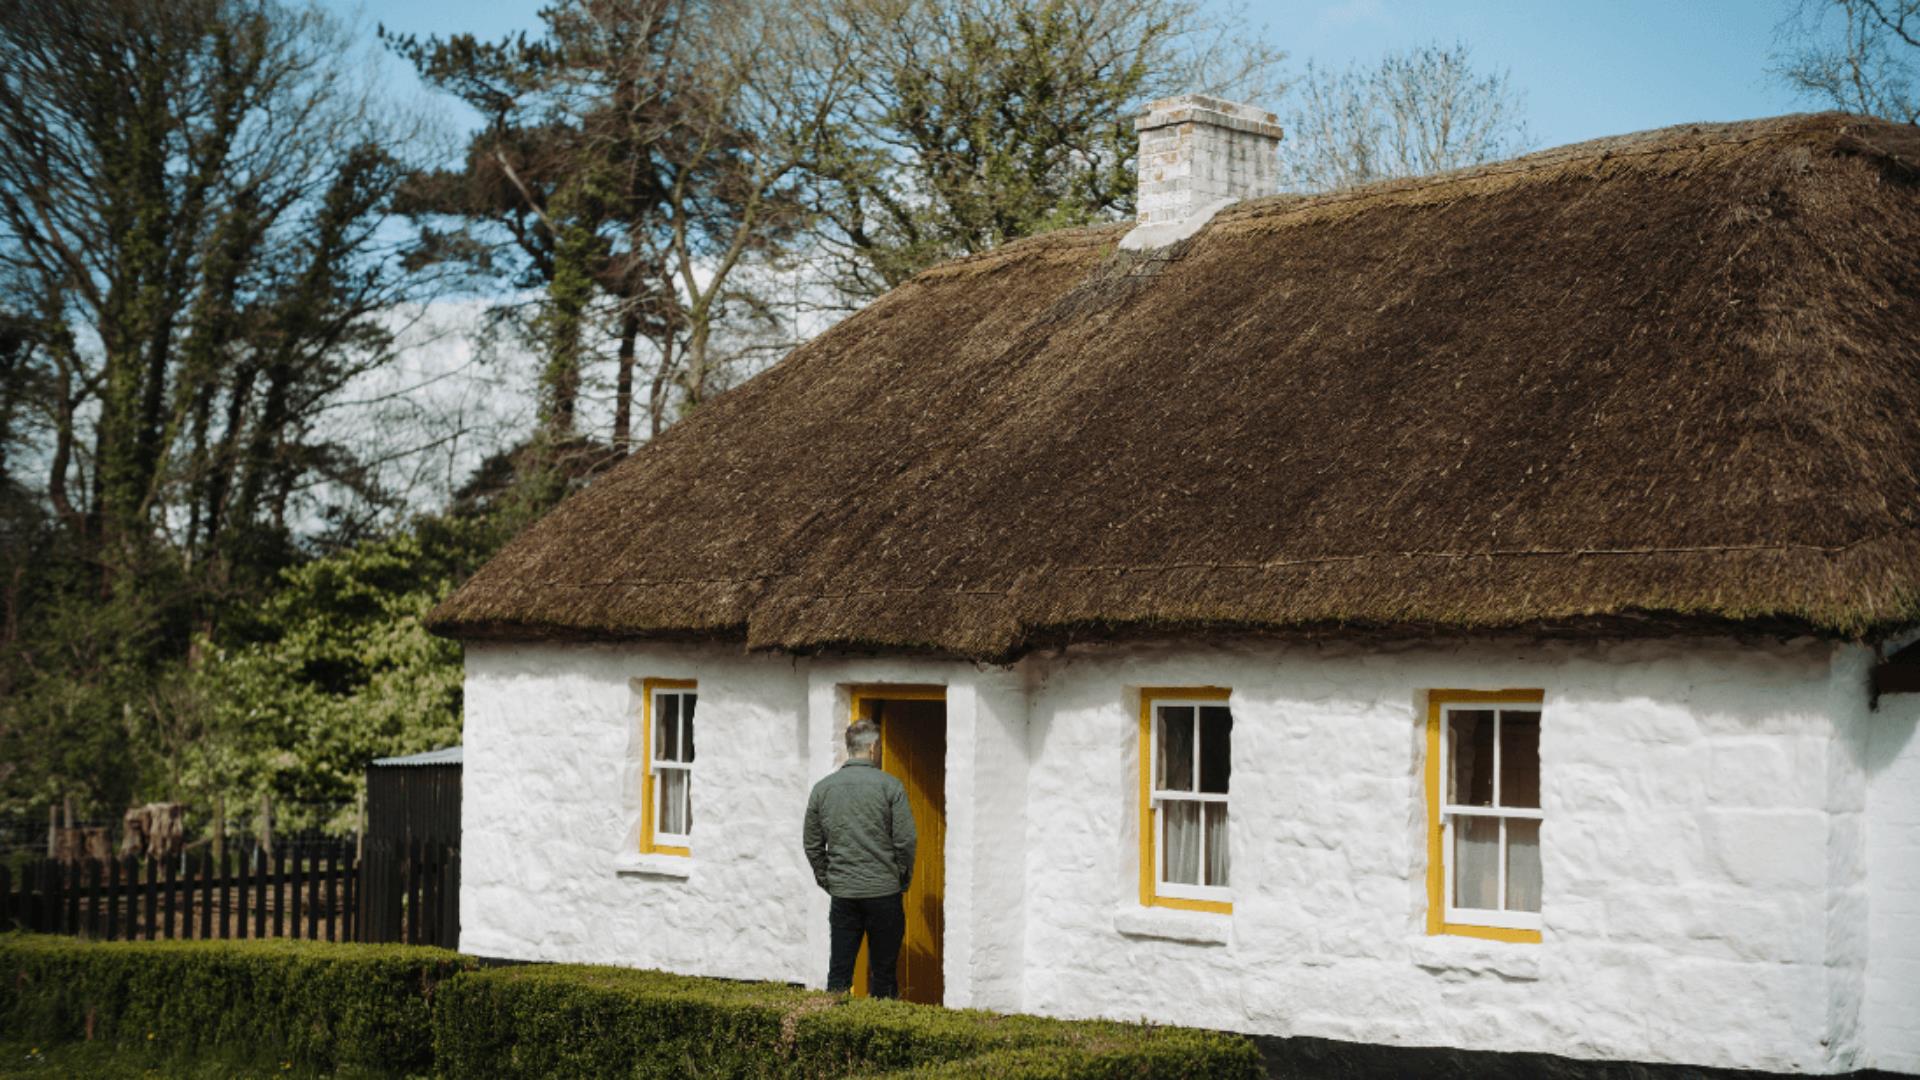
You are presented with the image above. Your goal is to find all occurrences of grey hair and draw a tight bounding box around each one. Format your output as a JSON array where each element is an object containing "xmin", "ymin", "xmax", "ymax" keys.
[{"xmin": 846, "ymin": 719, "xmax": 880, "ymax": 757}]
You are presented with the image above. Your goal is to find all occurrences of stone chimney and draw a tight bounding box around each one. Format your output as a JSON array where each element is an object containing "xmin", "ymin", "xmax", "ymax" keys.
[{"xmin": 1125, "ymin": 95, "xmax": 1282, "ymax": 249}]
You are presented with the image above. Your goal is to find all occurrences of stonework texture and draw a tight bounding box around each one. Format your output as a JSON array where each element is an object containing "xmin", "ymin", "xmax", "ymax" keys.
[
  {"xmin": 1868, "ymin": 691, "xmax": 1920, "ymax": 1073},
  {"xmin": 1135, "ymin": 95, "xmax": 1281, "ymax": 226},
  {"xmin": 460, "ymin": 635, "xmax": 1918, "ymax": 1075}
]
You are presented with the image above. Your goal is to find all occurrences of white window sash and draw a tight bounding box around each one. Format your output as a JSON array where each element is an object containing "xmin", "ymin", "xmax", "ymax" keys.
[
  {"xmin": 652, "ymin": 762, "xmax": 693, "ymax": 845},
  {"xmin": 1155, "ymin": 879, "xmax": 1233, "ymax": 903},
  {"xmin": 651, "ymin": 689, "xmax": 695, "ymax": 846},
  {"xmin": 1149, "ymin": 698, "xmax": 1230, "ymax": 900},
  {"xmin": 1438, "ymin": 702, "xmax": 1542, "ymax": 929}
]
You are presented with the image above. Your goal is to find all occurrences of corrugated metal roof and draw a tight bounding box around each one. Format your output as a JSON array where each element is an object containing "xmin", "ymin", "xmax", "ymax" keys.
[{"xmin": 370, "ymin": 745, "xmax": 463, "ymax": 768}]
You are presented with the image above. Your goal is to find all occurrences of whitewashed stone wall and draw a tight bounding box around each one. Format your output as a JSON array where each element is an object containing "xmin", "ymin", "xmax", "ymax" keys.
[
  {"xmin": 460, "ymin": 634, "xmax": 1911, "ymax": 1074},
  {"xmin": 460, "ymin": 642, "xmax": 814, "ymax": 982},
  {"xmin": 1868, "ymin": 691, "xmax": 1920, "ymax": 1073},
  {"xmin": 1017, "ymin": 637, "xmax": 1875, "ymax": 1074}
]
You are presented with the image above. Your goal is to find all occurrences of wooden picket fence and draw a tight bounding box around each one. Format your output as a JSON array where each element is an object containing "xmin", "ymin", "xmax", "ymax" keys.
[{"xmin": 0, "ymin": 837, "xmax": 458, "ymax": 948}]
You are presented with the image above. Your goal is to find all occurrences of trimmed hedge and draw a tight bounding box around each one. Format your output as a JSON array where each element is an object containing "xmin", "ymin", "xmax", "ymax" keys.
[
  {"xmin": 0, "ymin": 933, "xmax": 474, "ymax": 1074},
  {"xmin": 1, "ymin": 935, "xmax": 1261, "ymax": 1079},
  {"xmin": 433, "ymin": 963, "xmax": 1263, "ymax": 1079}
]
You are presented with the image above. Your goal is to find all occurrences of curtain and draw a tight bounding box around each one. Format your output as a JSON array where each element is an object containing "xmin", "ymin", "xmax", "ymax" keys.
[
  {"xmin": 1204, "ymin": 803, "xmax": 1229, "ymax": 887},
  {"xmin": 659, "ymin": 769, "xmax": 689, "ymax": 835},
  {"xmin": 1506, "ymin": 819, "xmax": 1541, "ymax": 912},
  {"xmin": 1452, "ymin": 816, "xmax": 1499, "ymax": 910},
  {"xmin": 1162, "ymin": 801, "xmax": 1201, "ymax": 885}
]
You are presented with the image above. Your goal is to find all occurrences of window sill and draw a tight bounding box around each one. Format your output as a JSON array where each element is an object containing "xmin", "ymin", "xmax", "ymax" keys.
[
  {"xmin": 1114, "ymin": 905, "xmax": 1231, "ymax": 946},
  {"xmin": 612, "ymin": 853, "xmax": 692, "ymax": 879},
  {"xmin": 1409, "ymin": 934, "xmax": 1541, "ymax": 980}
]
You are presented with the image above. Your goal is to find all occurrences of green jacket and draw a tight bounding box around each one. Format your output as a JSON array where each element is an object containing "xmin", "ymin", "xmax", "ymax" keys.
[{"xmin": 803, "ymin": 760, "xmax": 916, "ymax": 899}]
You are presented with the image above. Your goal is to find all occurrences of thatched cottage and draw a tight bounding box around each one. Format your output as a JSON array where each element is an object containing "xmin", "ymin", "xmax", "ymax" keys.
[{"xmin": 428, "ymin": 101, "xmax": 1920, "ymax": 1075}]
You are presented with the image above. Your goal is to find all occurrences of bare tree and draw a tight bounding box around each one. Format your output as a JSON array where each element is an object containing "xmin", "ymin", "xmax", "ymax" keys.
[
  {"xmin": 809, "ymin": 0, "xmax": 1288, "ymax": 300},
  {"xmin": 1281, "ymin": 42, "xmax": 1531, "ymax": 193},
  {"xmin": 1774, "ymin": 0, "xmax": 1920, "ymax": 123}
]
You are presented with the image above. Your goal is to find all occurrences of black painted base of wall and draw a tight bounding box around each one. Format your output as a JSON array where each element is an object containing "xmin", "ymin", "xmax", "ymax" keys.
[{"xmin": 1251, "ymin": 1034, "xmax": 1904, "ymax": 1080}]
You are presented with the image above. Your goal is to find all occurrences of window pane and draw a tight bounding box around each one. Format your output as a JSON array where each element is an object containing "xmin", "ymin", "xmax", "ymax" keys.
[
  {"xmin": 1158, "ymin": 706, "xmax": 1195, "ymax": 792},
  {"xmin": 1498, "ymin": 710, "xmax": 1539, "ymax": 809},
  {"xmin": 656, "ymin": 693, "xmax": 680, "ymax": 762},
  {"xmin": 682, "ymin": 694, "xmax": 698, "ymax": 764},
  {"xmin": 1506, "ymin": 819, "xmax": 1541, "ymax": 913},
  {"xmin": 658, "ymin": 768, "xmax": 688, "ymax": 836},
  {"xmin": 1199, "ymin": 706, "xmax": 1232, "ymax": 794},
  {"xmin": 1161, "ymin": 800, "xmax": 1201, "ymax": 885},
  {"xmin": 1451, "ymin": 815, "xmax": 1499, "ymax": 910},
  {"xmin": 1447, "ymin": 709, "xmax": 1494, "ymax": 807},
  {"xmin": 1203, "ymin": 802, "xmax": 1229, "ymax": 887}
]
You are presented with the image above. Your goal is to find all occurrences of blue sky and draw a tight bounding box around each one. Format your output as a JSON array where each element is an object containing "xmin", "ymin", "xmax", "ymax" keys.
[{"xmin": 346, "ymin": 0, "xmax": 1815, "ymax": 152}]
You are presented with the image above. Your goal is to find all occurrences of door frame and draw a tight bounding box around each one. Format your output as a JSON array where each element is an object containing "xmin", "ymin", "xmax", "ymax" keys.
[
  {"xmin": 846, "ymin": 683, "xmax": 947, "ymax": 1004},
  {"xmin": 850, "ymin": 683, "xmax": 948, "ymax": 723}
]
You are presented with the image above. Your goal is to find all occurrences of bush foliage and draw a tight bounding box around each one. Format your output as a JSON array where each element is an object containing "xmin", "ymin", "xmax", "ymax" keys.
[
  {"xmin": 0, "ymin": 935, "xmax": 474, "ymax": 1074},
  {"xmin": 433, "ymin": 962, "xmax": 1263, "ymax": 1079},
  {"xmin": 0, "ymin": 936, "xmax": 1260, "ymax": 1079}
]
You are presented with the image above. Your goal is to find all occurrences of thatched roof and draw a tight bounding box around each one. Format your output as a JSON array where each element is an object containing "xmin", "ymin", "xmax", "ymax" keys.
[{"xmin": 430, "ymin": 113, "xmax": 1920, "ymax": 661}]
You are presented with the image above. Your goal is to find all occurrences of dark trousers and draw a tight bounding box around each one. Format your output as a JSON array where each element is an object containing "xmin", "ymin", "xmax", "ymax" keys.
[{"xmin": 826, "ymin": 893, "xmax": 905, "ymax": 998}]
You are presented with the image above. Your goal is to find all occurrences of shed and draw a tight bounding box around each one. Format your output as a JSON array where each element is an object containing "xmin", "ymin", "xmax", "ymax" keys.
[{"xmin": 362, "ymin": 746, "xmax": 461, "ymax": 948}]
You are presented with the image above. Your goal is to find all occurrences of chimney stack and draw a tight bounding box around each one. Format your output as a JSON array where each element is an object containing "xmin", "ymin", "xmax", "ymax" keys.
[{"xmin": 1125, "ymin": 95, "xmax": 1282, "ymax": 249}]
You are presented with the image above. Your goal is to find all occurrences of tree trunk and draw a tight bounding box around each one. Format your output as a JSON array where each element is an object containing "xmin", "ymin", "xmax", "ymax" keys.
[
  {"xmin": 683, "ymin": 319, "xmax": 712, "ymax": 409},
  {"xmin": 612, "ymin": 310, "xmax": 640, "ymax": 453},
  {"xmin": 647, "ymin": 332, "xmax": 678, "ymax": 438}
]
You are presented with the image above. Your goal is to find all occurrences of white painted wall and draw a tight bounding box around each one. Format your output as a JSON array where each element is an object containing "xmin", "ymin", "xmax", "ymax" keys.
[
  {"xmin": 459, "ymin": 634, "xmax": 1909, "ymax": 1074},
  {"xmin": 1868, "ymin": 691, "xmax": 1920, "ymax": 1074},
  {"xmin": 460, "ymin": 642, "xmax": 814, "ymax": 982}
]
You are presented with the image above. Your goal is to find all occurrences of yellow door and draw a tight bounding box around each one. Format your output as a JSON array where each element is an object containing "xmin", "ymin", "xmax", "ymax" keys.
[{"xmin": 850, "ymin": 690, "xmax": 946, "ymax": 1005}]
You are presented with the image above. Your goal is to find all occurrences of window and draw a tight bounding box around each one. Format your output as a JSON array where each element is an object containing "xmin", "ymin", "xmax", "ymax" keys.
[
  {"xmin": 641, "ymin": 678, "xmax": 697, "ymax": 856},
  {"xmin": 1139, "ymin": 687, "xmax": 1232, "ymax": 912},
  {"xmin": 1427, "ymin": 690, "xmax": 1543, "ymax": 942}
]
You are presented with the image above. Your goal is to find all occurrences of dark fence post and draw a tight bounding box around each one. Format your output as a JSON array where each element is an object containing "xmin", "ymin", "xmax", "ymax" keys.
[
  {"xmin": 289, "ymin": 841, "xmax": 304, "ymax": 940},
  {"xmin": 235, "ymin": 848, "xmax": 249, "ymax": 940},
  {"xmin": 164, "ymin": 855, "xmax": 179, "ymax": 940},
  {"xmin": 323, "ymin": 846, "xmax": 338, "ymax": 943},
  {"xmin": 0, "ymin": 863, "xmax": 11, "ymax": 933},
  {"xmin": 253, "ymin": 846, "xmax": 267, "ymax": 939},
  {"xmin": 223, "ymin": 845, "xmax": 237, "ymax": 937},
  {"xmin": 144, "ymin": 857, "xmax": 157, "ymax": 941},
  {"xmin": 197, "ymin": 852, "xmax": 212, "ymax": 939},
  {"xmin": 87, "ymin": 859, "xmax": 103, "ymax": 939},
  {"xmin": 106, "ymin": 857, "xmax": 120, "ymax": 941},
  {"xmin": 272, "ymin": 846, "xmax": 287, "ymax": 939},
  {"xmin": 180, "ymin": 853, "xmax": 196, "ymax": 939},
  {"xmin": 343, "ymin": 847, "xmax": 357, "ymax": 943},
  {"xmin": 49, "ymin": 860, "xmax": 65, "ymax": 935},
  {"xmin": 305, "ymin": 843, "xmax": 320, "ymax": 942},
  {"xmin": 64, "ymin": 859, "xmax": 80, "ymax": 936}
]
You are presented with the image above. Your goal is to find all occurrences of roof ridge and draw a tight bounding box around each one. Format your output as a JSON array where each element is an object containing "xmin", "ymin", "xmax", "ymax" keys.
[{"xmin": 1222, "ymin": 113, "xmax": 1869, "ymax": 228}]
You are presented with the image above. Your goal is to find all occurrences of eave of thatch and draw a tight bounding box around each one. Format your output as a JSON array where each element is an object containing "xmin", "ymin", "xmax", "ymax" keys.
[{"xmin": 429, "ymin": 113, "xmax": 1920, "ymax": 661}]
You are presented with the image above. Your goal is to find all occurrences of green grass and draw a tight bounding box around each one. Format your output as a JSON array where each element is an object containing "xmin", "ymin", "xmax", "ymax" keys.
[{"xmin": 0, "ymin": 1040, "xmax": 414, "ymax": 1079}]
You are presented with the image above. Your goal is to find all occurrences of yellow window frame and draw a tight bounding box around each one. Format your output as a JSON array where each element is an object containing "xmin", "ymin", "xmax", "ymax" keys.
[
  {"xmin": 640, "ymin": 677, "xmax": 698, "ymax": 857},
  {"xmin": 1138, "ymin": 686, "xmax": 1233, "ymax": 914},
  {"xmin": 1425, "ymin": 688, "xmax": 1545, "ymax": 943}
]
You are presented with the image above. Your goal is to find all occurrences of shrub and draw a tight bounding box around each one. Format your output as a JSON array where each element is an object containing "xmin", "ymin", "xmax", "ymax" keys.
[
  {"xmin": 0, "ymin": 935, "xmax": 1262, "ymax": 1079},
  {"xmin": 0, "ymin": 933, "xmax": 474, "ymax": 1074},
  {"xmin": 433, "ymin": 963, "xmax": 1263, "ymax": 1079}
]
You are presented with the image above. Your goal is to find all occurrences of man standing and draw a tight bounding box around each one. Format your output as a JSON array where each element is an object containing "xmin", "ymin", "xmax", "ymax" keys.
[{"xmin": 803, "ymin": 718, "xmax": 917, "ymax": 998}]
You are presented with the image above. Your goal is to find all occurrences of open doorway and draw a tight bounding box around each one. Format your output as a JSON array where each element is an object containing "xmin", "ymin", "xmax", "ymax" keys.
[{"xmin": 848, "ymin": 686, "xmax": 946, "ymax": 1005}]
